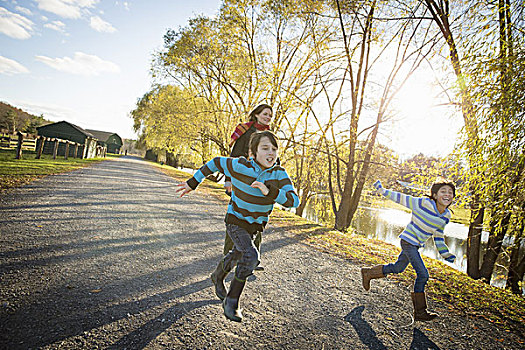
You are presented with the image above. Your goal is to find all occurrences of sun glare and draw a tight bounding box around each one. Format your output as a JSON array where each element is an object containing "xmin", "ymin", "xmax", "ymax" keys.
[
  {"xmin": 396, "ymin": 81, "xmax": 434, "ymax": 119},
  {"xmin": 385, "ymin": 78, "xmax": 460, "ymax": 158}
]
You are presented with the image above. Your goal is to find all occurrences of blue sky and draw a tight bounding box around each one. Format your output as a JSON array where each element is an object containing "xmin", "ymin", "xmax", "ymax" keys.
[{"xmin": 0, "ymin": 0, "xmax": 221, "ymax": 140}]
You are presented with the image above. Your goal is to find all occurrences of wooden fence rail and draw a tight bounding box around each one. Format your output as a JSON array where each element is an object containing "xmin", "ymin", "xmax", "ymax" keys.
[
  {"xmin": 0, "ymin": 132, "xmax": 37, "ymax": 151},
  {"xmin": 1, "ymin": 132, "xmax": 84, "ymax": 160}
]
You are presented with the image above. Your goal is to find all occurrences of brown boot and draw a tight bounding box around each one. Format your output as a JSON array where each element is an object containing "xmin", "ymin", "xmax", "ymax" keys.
[
  {"xmin": 361, "ymin": 265, "xmax": 384, "ymax": 291},
  {"xmin": 210, "ymin": 261, "xmax": 230, "ymax": 300},
  {"xmin": 411, "ymin": 292, "xmax": 438, "ymax": 321},
  {"xmin": 223, "ymin": 276, "xmax": 246, "ymax": 322}
]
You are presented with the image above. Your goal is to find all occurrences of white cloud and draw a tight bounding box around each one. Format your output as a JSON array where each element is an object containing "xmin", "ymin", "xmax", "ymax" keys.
[
  {"xmin": 0, "ymin": 7, "xmax": 34, "ymax": 39},
  {"xmin": 35, "ymin": 51, "xmax": 120, "ymax": 76},
  {"xmin": 90, "ymin": 15, "xmax": 115, "ymax": 33},
  {"xmin": 35, "ymin": 0, "xmax": 99, "ymax": 19},
  {"xmin": 43, "ymin": 20, "xmax": 66, "ymax": 32},
  {"xmin": 15, "ymin": 6, "xmax": 33, "ymax": 16},
  {"xmin": 10, "ymin": 99, "xmax": 77, "ymax": 122},
  {"xmin": 115, "ymin": 1, "xmax": 130, "ymax": 11},
  {"xmin": 0, "ymin": 55, "xmax": 30, "ymax": 75}
]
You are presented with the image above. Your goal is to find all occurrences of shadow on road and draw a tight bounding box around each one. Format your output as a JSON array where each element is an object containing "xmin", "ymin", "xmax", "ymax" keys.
[
  {"xmin": 107, "ymin": 298, "xmax": 222, "ymax": 350},
  {"xmin": 409, "ymin": 328, "xmax": 441, "ymax": 350},
  {"xmin": 345, "ymin": 306, "xmax": 388, "ymax": 350},
  {"xmin": 1, "ymin": 157, "xmax": 311, "ymax": 349}
]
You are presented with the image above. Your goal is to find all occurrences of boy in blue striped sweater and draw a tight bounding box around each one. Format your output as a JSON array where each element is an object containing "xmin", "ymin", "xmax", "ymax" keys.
[
  {"xmin": 176, "ymin": 130, "xmax": 299, "ymax": 322},
  {"xmin": 361, "ymin": 180, "xmax": 456, "ymax": 321}
]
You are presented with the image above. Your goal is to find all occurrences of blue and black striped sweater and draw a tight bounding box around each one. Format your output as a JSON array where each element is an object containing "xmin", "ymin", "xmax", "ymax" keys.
[{"xmin": 187, "ymin": 156, "xmax": 300, "ymax": 233}]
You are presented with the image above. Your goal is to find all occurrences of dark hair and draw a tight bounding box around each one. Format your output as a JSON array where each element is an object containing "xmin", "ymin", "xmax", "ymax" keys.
[
  {"xmin": 249, "ymin": 130, "xmax": 278, "ymax": 158},
  {"xmin": 426, "ymin": 180, "xmax": 456, "ymax": 208},
  {"xmin": 248, "ymin": 103, "xmax": 273, "ymax": 122}
]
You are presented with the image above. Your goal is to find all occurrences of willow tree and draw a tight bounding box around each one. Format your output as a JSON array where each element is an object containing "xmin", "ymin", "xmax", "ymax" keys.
[
  {"xmin": 131, "ymin": 85, "xmax": 214, "ymax": 164},
  {"xmin": 417, "ymin": 0, "xmax": 524, "ymax": 288},
  {"xmin": 458, "ymin": 0, "xmax": 525, "ymax": 290}
]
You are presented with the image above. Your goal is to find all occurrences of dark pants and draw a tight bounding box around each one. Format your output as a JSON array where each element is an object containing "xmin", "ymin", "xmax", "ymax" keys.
[
  {"xmin": 222, "ymin": 224, "xmax": 260, "ymax": 280},
  {"xmin": 223, "ymin": 230, "xmax": 262, "ymax": 256}
]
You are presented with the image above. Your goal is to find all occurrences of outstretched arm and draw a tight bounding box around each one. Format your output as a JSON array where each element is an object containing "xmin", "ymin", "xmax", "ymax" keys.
[{"xmin": 373, "ymin": 180, "xmax": 418, "ymax": 210}]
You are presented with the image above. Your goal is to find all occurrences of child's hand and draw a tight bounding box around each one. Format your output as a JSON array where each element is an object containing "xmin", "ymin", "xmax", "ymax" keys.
[
  {"xmin": 445, "ymin": 255, "xmax": 456, "ymax": 263},
  {"xmin": 175, "ymin": 182, "xmax": 193, "ymax": 197},
  {"xmin": 373, "ymin": 180, "xmax": 382, "ymax": 190},
  {"xmin": 251, "ymin": 181, "xmax": 269, "ymax": 196},
  {"xmin": 224, "ymin": 181, "xmax": 232, "ymax": 194}
]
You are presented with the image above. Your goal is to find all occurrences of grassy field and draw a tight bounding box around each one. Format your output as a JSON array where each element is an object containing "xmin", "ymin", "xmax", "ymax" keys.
[
  {"xmin": 157, "ymin": 164, "xmax": 523, "ymax": 337},
  {"xmin": 0, "ymin": 148, "xmax": 117, "ymax": 190}
]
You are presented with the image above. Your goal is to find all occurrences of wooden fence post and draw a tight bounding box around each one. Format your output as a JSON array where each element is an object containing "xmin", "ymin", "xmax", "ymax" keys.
[
  {"xmin": 53, "ymin": 139, "xmax": 59, "ymax": 160},
  {"xmin": 64, "ymin": 142, "xmax": 69, "ymax": 160},
  {"xmin": 15, "ymin": 131, "xmax": 24, "ymax": 159},
  {"xmin": 36, "ymin": 136, "xmax": 45, "ymax": 159}
]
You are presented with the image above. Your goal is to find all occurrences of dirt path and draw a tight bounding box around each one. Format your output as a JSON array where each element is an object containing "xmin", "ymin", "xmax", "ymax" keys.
[{"xmin": 0, "ymin": 156, "xmax": 522, "ymax": 349}]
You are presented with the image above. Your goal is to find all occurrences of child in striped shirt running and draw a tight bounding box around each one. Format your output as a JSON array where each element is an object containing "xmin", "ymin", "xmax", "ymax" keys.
[
  {"xmin": 361, "ymin": 179, "xmax": 456, "ymax": 321},
  {"xmin": 176, "ymin": 130, "xmax": 299, "ymax": 322}
]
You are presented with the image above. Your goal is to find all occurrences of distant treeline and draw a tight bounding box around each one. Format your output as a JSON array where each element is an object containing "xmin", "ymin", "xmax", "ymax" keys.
[{"xmin": 0, "ymin": 102, "xmax": 51, "ymax": 135}]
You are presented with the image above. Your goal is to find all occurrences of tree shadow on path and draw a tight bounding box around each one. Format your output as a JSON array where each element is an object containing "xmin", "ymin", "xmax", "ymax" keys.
[{"xmin": 107, "ymin": 298, "xmax": 221, "ymax": 349}]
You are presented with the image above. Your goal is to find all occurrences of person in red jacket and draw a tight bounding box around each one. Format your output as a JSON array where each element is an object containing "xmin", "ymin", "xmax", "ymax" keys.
[{"xmin": 222, "ymin": 104, "xmax": 273, "ymax": 269}]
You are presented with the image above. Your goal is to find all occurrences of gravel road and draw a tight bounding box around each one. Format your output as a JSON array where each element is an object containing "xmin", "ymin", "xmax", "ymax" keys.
[{"xmin": 1, "ymin": 156, "xmax": 522, "ymax": 349}]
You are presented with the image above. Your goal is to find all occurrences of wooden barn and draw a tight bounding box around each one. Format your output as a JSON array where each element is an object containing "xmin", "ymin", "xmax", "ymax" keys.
[
  {"xmin": 86, "ymin": 129, "xmax": 123, "ymax": 154},
  {"xmin": 37, "ymin": 121, "xmax": 98, "ymax": 158}
]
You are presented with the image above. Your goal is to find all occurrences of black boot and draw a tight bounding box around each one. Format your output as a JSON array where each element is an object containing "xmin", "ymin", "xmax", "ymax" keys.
[
  {"xmin": 223, "ymin": 276, "xmax": 245, "ymax": 322},
  {"xmin": 210, "ymin": 261, "xmax": 229, "ymax": 300}
]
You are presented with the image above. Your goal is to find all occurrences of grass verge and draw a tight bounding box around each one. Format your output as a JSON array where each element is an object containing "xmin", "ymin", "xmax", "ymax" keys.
[
  {"xmin": 0, "ymin": 149, "xmax": 116, "ymax": 190},
  {"xmin": 158, "ymin": 163, "xmax": 524, "ymax": 339}
]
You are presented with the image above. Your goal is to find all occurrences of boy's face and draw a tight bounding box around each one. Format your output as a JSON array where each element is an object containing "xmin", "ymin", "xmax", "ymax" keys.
[{"xmin": 255, "ymin": 136, "xmax": 277, "ymax": 169}]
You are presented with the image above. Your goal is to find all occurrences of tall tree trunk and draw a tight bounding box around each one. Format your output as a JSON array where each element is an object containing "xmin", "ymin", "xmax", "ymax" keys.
[
  {"xmin": 334, "ymin": 1, "xmax": 375, "ymax": 231},
  {"xmin": 506, "ymin": 202, "xmax": 525, "ymax": 294},
  {"xmin": 506, "ymin": 236, "xmax": 525, "ymax": 294},
  {"xmin": 479, "ymin": 213, "xmax": 512, "ymax": 282},
  {"xmin": 424, "ymin": 0, "xmax": 484, "ymax": 279},
  {"xmin": 467, "ymin": 203, "xmax": 484, "ymax": 279}
]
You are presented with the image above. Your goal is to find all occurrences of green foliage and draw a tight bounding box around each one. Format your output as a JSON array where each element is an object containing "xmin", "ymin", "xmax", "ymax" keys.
[{"xmin": 0, "ymin": 102, "xmax": 50, "ymax": 134}]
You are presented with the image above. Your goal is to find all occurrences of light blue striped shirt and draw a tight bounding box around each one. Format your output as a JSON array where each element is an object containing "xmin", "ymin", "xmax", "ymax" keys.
[{"xmin": 375, "ymin": 185, "xmax": 454, "ymax": 259}]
